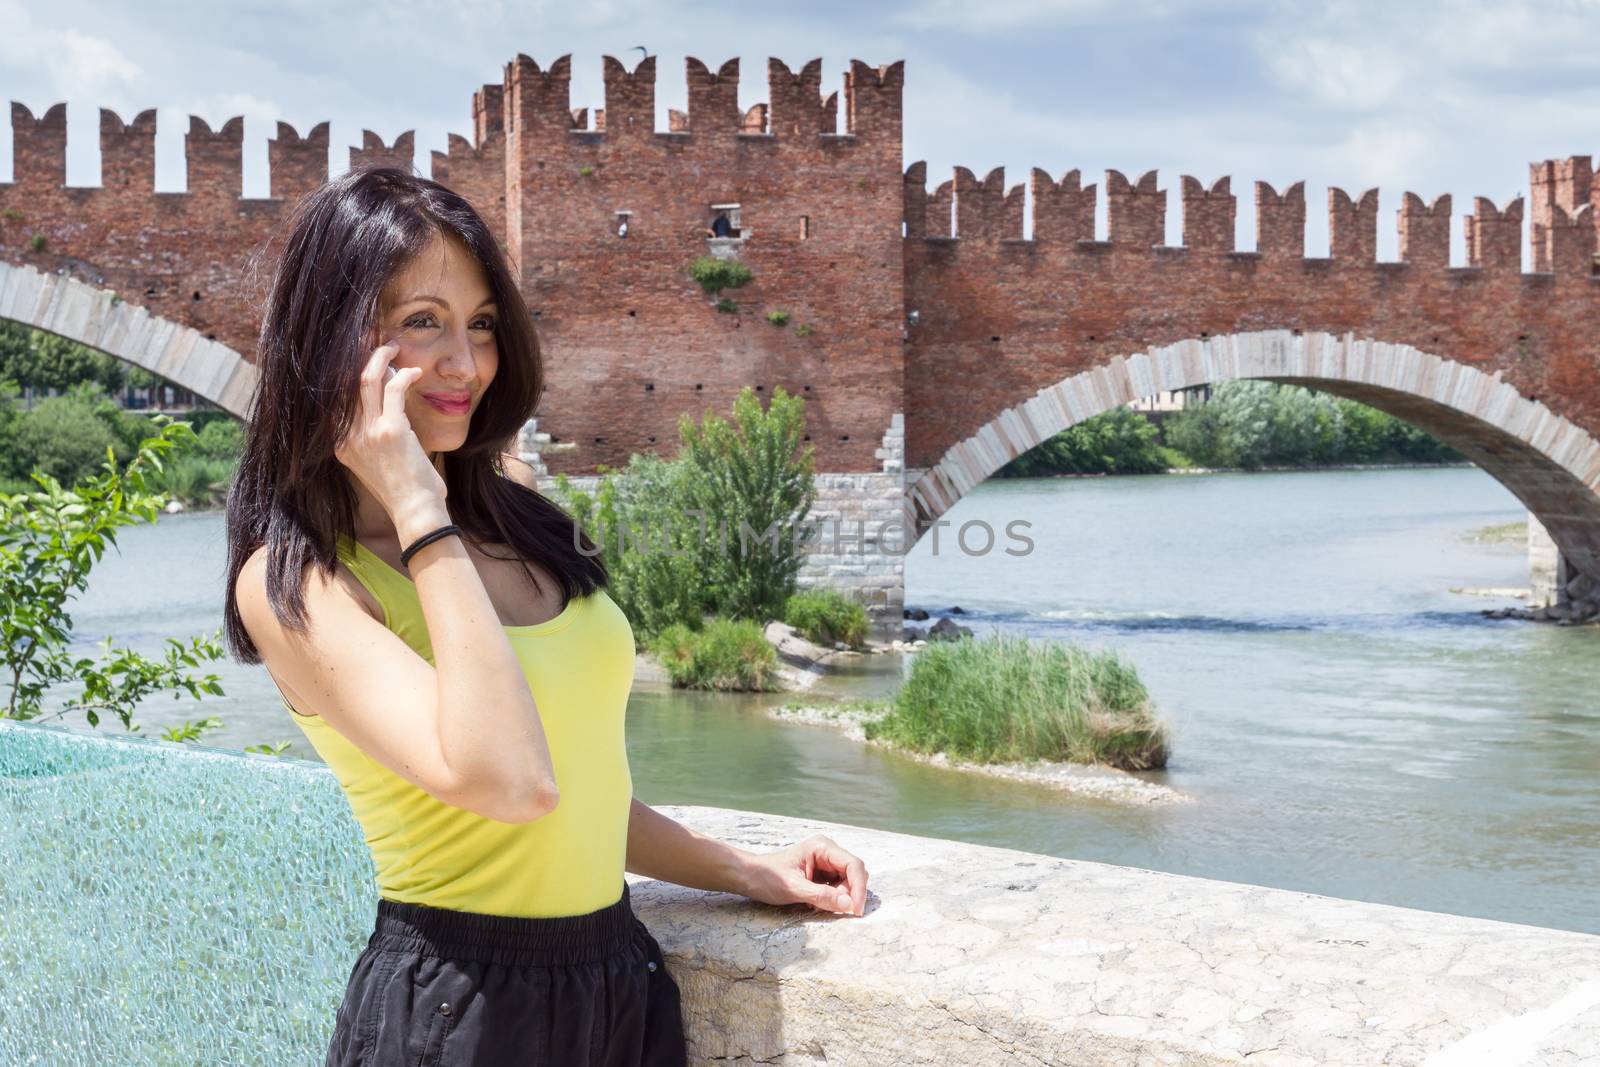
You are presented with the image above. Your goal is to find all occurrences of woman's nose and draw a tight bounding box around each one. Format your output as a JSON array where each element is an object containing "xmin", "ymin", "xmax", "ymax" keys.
[{"xmin": 436, "ymin": 329, "xmax": 476, "ymax": 378}]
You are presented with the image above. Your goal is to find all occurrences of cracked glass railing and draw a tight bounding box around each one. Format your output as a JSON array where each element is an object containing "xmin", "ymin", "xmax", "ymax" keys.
[{"xmin": 0, "ymin": 719, "xmax": 374, "ymax": 1066}]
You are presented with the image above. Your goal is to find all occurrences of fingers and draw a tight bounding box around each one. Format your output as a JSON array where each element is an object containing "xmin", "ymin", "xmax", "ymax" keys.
[
  {"xmin": 801, "ymin": 835, "xmax": 869, "ymax": 916},
  {"xmin": 382, "ymin": 362, "xmax": 420, "ymax": 420},
  {"xmin": 359, "ymin": 341, "xmax": 402, "ymax": 422}
]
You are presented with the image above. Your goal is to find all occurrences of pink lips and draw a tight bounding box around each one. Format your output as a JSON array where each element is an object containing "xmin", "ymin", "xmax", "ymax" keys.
[{"xmin": 423, "ymin": 393, "xmax": 472, "ymax": 415}]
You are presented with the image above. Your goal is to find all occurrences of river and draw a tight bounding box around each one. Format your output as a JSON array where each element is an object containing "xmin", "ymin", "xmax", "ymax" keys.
[{"xmin": 30, "ymin": 466, "xmax": 1600, "ymax": 935}]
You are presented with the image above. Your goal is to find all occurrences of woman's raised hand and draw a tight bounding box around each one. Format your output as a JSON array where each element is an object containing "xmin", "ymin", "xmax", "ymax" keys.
[{"xmin": 334, "ymin": 340, "xmax": 448, "ymax": 525}]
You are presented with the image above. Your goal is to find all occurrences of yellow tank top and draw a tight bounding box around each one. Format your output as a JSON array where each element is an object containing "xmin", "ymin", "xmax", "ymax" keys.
[{"xmin": 282, "ymin": 533, "xmax": 636, "ymax": 918}]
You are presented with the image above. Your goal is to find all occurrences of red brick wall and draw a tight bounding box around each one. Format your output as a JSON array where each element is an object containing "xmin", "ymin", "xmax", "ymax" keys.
[
  {"xmin": 503, "ymin": 55, "xmax": 905, "ymax": 476},
  {"xmin": 3, "ymin": 65, "xmax": 1596, "ymax": 485},
  {"xmin": 903, "ymin": 162, "xmax": 1600, "ymax": 471}
]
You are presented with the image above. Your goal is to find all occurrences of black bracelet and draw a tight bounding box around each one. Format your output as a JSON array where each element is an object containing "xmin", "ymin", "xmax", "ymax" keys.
[{"xmin": 400, "ymin": 523, "xmax": 462, "ymax": 570}]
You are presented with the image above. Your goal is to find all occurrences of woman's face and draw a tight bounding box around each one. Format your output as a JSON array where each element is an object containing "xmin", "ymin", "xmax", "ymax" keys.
[{"xmin": 376, "ymin": 229, "xmax": 499, "ymax": 455}]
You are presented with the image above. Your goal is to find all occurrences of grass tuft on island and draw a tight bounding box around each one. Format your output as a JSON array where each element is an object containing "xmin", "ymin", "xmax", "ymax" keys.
[
  {"xmin": 648, "ymin": 618, "xmax": 783, "ymax": 691},
  {"xmin": 864, "ymin": 632, "xmax": 1169, "ymax": 770}
]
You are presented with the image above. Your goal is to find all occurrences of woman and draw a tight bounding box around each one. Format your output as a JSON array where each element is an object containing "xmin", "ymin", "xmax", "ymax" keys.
[{"xmin": 224, "ymin": 164, "xmax": 870, "ymax": 1066}]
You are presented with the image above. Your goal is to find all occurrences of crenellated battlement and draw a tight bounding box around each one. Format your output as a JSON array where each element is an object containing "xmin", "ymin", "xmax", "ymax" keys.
[
  {"xmin": 1465, "ymin": 196, "xmax": 1522, "ymax": 270},
  {"xmin": 100, "ymin": 107, "xmax": 157, "ymax": 191},
  {"xmin": 473, "ymin": 84, "xmax": 504, "ymax": 148},
  {"xmin": 843, "ymin": 59, "xmax": 904, "ymax": 140},
  {"xmin": 503, "ymin": 53, "xmax": 882, "ymax": 146},
  {"xmin": 768, "ymin": 58, "xmax": 833, "ymax": 139},
  {"xmin": 1255, "ymin": 180, "xmax": 1305, "ymax": 257},
  {"xmin": 952, "ymin": 166, "xmax": 1018, "ymax": 242},
  {"xmin": 685, "ymin": 57, "xmax": 741, "ymax": 136},
  {"xmin": 185, "ymin": 114, "xmax": 244, "ymax": 198},
  {"xmin": 906, "ymin": 156, "xmax": 1600, "ymax": 276},
  {"xmin": 1398, "ymin": 192, "xmax": 1450, "ymax": 268},
  {"xmin": 601, "ymin": 54, "xmax": 655, "ymax": 139},
  {"xmin": 507, "ymin": 53, "xmax": 576, "ymax": 135},
  {"xmin": 269, "ymin": 120, "xmax": 329, "ymax": 201},
  {"xmin": 11, "ymin": 102, "xmax": 66, "ymax": 187},
  {"xmin": 1180, "ymin": 175, "xmax": 1234, "ymax": 251},
  {"xmin": 351, "ymin": 129, "xmax": 414, "ymax": 173},
  {"xmin": 1030, "ymin": 168, "xmax": 1095, "ymax": 243}
]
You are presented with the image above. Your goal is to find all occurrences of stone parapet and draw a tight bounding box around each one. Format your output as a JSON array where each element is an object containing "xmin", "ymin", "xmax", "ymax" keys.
[{"xmin": 639, "ymin": 805, "xmax": 1600, "ymax": 1066}]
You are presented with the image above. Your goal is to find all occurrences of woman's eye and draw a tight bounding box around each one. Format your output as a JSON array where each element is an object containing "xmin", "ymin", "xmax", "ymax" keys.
[
  {"xmin": 471, "ymin": 318, "xmax": 498, "ymax": 332},
  {"xmin": 404, "ymin": 313, "xmax": 437, "ymax": 329}
]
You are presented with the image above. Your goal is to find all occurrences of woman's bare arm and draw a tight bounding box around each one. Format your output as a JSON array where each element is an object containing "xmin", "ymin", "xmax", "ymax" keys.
[{"xmin": 240, "ymin": 532, "xmax": 557, "ymax": 824}]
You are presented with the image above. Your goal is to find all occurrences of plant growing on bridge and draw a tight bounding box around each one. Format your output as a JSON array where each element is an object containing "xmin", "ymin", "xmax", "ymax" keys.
[
  {"xmin": 30, "ymin": 234, "xmax": 46, "ymax": 252},
  {"xmin": 766, "ymin": 309, "xmax": 790, "ymax": 327},
  {"xmin": 0, "ymin": 417, "xmax": 229, "ymax": 732},
  {"xmin": 689, "ymin": 254, "xmax": 753, "ymax": 297},
  {"xmin": 716, "ymin": 297, "xmax": 737, "ymax": 313},
  {"xmin": 794, "ymin": 323, "xmax": 813, "ymax": 337}
]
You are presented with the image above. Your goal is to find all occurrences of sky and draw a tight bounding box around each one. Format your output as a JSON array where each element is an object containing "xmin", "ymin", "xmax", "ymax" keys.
[{"xmin": 2, "ymin": 0, "xmax": 1597, "ymax": 263}]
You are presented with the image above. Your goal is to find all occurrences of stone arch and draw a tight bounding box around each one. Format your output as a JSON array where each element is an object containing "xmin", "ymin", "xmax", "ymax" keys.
[
  {"xmin": 0, "ymin": 261, "xmax": 256, "ymax": 417},
  {"xmin": 906, "ymin": 329, "xmax": 1600, "ymax": 582}
]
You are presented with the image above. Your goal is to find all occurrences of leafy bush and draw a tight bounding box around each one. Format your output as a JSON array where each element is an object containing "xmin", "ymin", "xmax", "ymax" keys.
[
  {"xmin": 648, "ymin": 618, "xmax": 781, "ymax": 691},
  {"xmin": 146, "ymin": 455, "xmax": 235, "ymax": 508},
  {"xmin": 1163, "ymin": 380, "xmax": 1462, "ymax": 468},
  {"xmin": 551, "ymin": 453, "xmax": 706, "ymax": 641},
  {"xmin": 0, "ymin": 417, "xmax": 228, "ymax": 730},
  {"xmin": 551, "ymin": 387, "xmax": 817, "ymax": 639},
  {"xmin": 195, "ymin": 418, "xmax": 244, "ymax": 461},
  {"xmin": 689, "ymin": 255, "xmax": 753, "ymax": 295},
  {"xmin": 864, "ymin": 631, "xmax": 1169, "ymax": 770},
  {"xmin": 784, "ymin": 588, "xmax": 869, "ymax": 648},
  {"xmin": 677, "ymin": 385, "xmax": 817, "ymax": 622},
  {"xmin": 14, "ymin": 393, "xmax": 125, "ymax": 486},
  {"xmin": 766, "ymin": 309, "xmax": 790, "ymax": 326}
]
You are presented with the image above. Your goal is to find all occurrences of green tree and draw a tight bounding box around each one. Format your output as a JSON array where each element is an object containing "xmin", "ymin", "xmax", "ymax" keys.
[
  {"xmin": 677, "ymin": 385, "xmax": 817, "ymax": 622},
  {"xmin": 29, "ymin": 330, "xmax": 125, "ymax": 393},
  {"xmin": 552, "ymin": 453, "xmax": 706, "ymax": 641},
  {"xmin": 14, "ymin": 392, "xmax": 125, "ymax": 486},
  {"xmin": 0, "ymin": 417, "xmax": 227, "ymax": 730},
  {"xmin": 997, "ymin": 406, "xmax": 1167, "ymax": 477},
  {"xmin": 550, "ymin": 385, "xmax": 818, "ymax": 633},
  {"xmin": 1163, "ymin": 380, "xmax": 1461, "ymax": 468}
]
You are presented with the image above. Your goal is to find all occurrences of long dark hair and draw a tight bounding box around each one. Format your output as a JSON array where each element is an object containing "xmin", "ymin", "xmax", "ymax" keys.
[{"xmin": 222, "ymin": 163, "xmax": 606, "ymax": 664}]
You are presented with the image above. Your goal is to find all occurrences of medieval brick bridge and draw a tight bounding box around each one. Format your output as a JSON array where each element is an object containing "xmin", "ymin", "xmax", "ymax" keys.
[{"xmin": 2, "ymin": 54, "xmax": 1597, "ymax": 615}]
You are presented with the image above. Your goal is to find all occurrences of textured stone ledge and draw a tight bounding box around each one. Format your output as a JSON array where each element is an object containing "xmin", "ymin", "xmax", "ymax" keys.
[{"xmin": 631, "ymin": 806, "xmax": 1600, "ymax": 1066}]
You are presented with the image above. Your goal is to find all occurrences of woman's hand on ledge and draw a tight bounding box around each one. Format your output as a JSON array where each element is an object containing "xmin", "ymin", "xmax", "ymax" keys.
[
  {"xmin": 736, "ymin": 834, "xmax": 868, "ymax": 917},
  {"xmin": 625, "ymin": 800, "xmax": 868, "ymax": 916}
]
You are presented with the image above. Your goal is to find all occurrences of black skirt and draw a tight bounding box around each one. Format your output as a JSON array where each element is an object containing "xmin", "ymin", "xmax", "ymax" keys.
[{"xmin": 323, "ymin": 881, "xmax": 687, "ymax": 1066}]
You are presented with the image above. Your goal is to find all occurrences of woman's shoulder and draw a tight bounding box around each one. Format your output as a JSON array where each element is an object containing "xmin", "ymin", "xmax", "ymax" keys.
[
  {"xmin": 237, "ymin": 540, "xmax": 385, "ymax": 630},
  {"xmin": 500, "ymin": 451, "xmax": 541, "ymax": 492}
]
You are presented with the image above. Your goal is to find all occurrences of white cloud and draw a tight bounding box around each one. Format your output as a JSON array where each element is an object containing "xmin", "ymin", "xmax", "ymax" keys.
[
  {"xmin": 0, "ymin": 3, "xmax": 141, "ymax": 102},
  {"xmin": 1264, "ymin": 39, "xmax": 1406, "ymax": 110}
]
